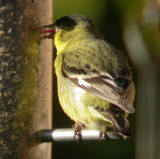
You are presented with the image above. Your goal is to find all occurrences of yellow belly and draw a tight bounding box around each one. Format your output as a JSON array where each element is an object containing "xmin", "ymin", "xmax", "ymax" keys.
[{"xmin": 57, "ymin": 76, "xmax": 112, "ymax": 131}]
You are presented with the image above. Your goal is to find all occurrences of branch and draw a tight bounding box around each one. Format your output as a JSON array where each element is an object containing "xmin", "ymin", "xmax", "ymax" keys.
[{"xmin": 39, "ymin": 128, "xmax": 124, "ymax": 142}]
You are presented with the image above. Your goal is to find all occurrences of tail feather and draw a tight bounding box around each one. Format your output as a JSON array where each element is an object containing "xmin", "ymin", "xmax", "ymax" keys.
[{"xmin": 108, "ymin": 104, "xmax": 132, "ymax": 137}]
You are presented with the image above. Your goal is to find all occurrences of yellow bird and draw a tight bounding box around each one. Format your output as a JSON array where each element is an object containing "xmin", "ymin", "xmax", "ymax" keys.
[{"xmin": 43, "ymin": 15, "xmax": 135, "ymax": 137}]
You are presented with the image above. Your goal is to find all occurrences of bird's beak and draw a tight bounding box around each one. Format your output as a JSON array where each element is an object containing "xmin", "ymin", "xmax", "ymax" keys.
[{"xmin": 41, "ymin": 24, "xmax": 56, "ymax": 39}]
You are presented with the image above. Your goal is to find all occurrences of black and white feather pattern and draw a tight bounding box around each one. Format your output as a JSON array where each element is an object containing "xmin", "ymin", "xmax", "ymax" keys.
[{"xmin": 62, "ymin": 50, "xmax": 135, "ymax": 113}]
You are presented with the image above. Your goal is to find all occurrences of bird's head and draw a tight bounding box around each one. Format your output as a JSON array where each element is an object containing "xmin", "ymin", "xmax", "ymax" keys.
[{"xmin": 42, "ymin": 15, "xmax": 100, "ymax": 52}]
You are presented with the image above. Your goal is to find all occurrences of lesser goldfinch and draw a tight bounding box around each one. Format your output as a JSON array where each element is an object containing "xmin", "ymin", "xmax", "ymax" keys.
[{"xmin": 43, "ymin": 15, "xmax": 135, "ymax": 137}]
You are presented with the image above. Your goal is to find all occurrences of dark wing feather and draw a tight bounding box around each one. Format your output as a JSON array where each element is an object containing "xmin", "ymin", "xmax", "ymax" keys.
[
  {"xmin": 96, "ymin": 104, "xmax": 131, "ymax": 136},
  {"xmin": 62, "ymin": 53, "xmax": 135, "ymax": 113}
]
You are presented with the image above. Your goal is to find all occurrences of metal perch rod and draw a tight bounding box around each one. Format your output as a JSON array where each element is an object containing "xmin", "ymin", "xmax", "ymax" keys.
[{"xmin": 40, "ymin": 128, "xmax": 124, "ymax": 142}]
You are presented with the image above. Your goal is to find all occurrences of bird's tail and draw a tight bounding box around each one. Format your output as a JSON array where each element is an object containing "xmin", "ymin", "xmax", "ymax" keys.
[{"xmin": 108, "ymin": 104, "xmax": 132, "ymax": 137}]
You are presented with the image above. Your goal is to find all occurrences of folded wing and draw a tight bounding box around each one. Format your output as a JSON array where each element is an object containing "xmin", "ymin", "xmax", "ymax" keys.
[{"xmin": 62, "ymin": 51, "xmax": 135, "ymax": 113}]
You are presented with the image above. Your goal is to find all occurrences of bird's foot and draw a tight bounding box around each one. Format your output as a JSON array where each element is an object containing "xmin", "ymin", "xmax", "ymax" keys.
[
  {"xmin": 72, "ymin": 123, "xmax": 85, "ymax": 141},
  {"xmin": 99, "ymin": 132, "xmax": 103, "ymax": 141}
]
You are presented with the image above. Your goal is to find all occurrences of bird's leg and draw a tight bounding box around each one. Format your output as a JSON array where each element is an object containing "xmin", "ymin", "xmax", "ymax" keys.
[
  {"xmin": 72, "ymin": 123, "xmax": 85, "ymax": 141},
  {"xmin": 99, "ymin": 132, "xmax": 103, "ymax": 141}
]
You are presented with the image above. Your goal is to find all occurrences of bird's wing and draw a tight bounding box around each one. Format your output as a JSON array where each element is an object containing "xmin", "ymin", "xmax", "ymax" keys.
[{"xmin": 62, "ymin": 51, "xmax": 135, "ymax": 113}]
